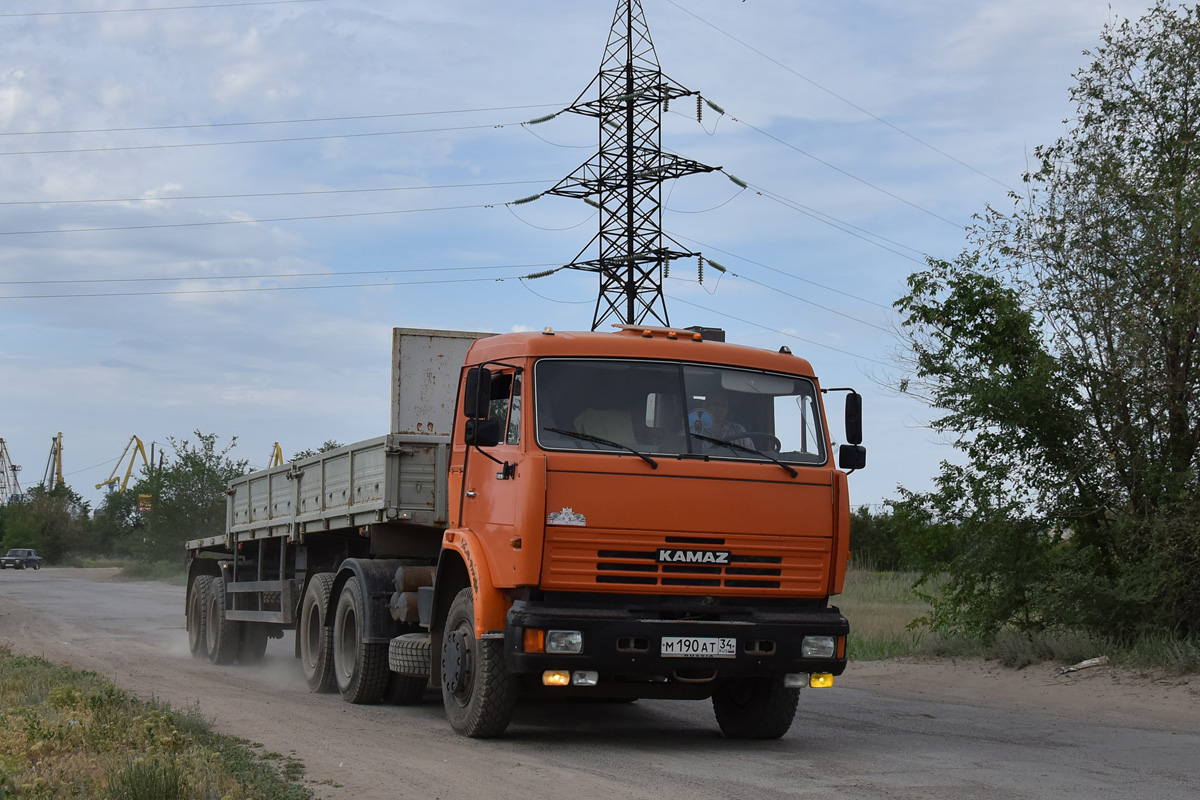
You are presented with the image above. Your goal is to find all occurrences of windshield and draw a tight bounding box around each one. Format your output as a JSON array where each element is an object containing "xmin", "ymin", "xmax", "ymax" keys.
[{"xmin": 534, "ymin": 358, "xmax": 827, "ymax": 465}]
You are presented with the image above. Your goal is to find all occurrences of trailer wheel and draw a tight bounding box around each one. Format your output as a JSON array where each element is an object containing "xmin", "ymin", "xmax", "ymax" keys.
[
  {"xmin": 383, "ymin": 672, "xmax": 428, "ymax": 705},
  {"xmin": 205, "ymin": 578, "xmax": 242, "ymax": 665},
  {"xmin": 238, "ymin": 623, "xmax": 270, "ymax": 664},
  {"xmin": 332, "ymin": 575, "xmax": 389, "ymax": 704},
  {"xmin": 711, "ymin": 677, "xmax": 799, "ymax": 740},
  {"xmin": 440, "ymin": 587, "xmax": 516, "ymax": 738},
  {"xmin": 187, "ymin": 574, "xmax": 214, "ymax": 659},
  {"xmin": 299, "ymin": 573, "xmax": 336, "ymax": 693}
]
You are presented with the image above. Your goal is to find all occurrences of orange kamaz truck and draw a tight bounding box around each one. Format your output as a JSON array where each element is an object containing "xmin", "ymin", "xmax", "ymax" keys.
[{"xmin": 185, "ymin": 325, "xmax": 866, "ymax": 738}]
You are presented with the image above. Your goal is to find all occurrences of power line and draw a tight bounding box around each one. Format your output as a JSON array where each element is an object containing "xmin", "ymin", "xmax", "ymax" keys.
[
  {"xmin": 0, "ymin": 103, "xmax": 563, "ymax": 137},
  {"xmin": 661, "ymin": 0, "xmax": 1012, "ymax": 191},
  {"xmin": 732, "ymin": 176, "xmax": 926, "ymax": 261},
  {"xmin": 0, "ymin": 121, "xmax": 526, "ymax": 157},
  {"xmin": 0, "ymin": 179, "xmax": 550, "ymax": 206},
  {"xmin": 0, "ymin": 202, "xmax": 495, "ymax": 236},
  {"xmin": 0, "ymin": 262, "xmax": 556, "ymax": 286},
  {"xmin": 0, "ymin": 274, "xmax": 523, "ymax": 301},
  {"xmin": 726, "ymin": 116, "xmax": 963, "ymax": 229},
  {"xmin": 729, "ymin": 273, "xmax": 891, "ymax": 333},
  {"xmin": 667, "ymin": 295, "xmax": 889, "ymax": 367},
  {"xmin": 670, "ymin": 233, "xmax": 894, "ymax": 311},
  {"xmin": 0, "ymin": 0, "xmax": 325, "ymax": 18}
]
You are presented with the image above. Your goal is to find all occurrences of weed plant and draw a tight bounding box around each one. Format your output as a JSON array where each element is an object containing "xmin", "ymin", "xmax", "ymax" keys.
[
  {"xmin": 0, "ymin": 648, "xmax": 311, "ymax": 799},
  {"xmin": 839, "ymin": 566, "xmax": 1200, "ymax": 673}
]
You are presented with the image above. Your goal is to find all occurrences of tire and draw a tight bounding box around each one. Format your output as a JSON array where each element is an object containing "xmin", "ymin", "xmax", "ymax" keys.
[
  {"xmin": 299, "ymin": 573, "xmax": 337, "ymax": 693},
  {"xmin": 383, "ymin": 672, "xmax": 428, "ymax": 705},
  {"xmin": 187, "ymin": 575, "xmax": 214, "ymax": 659},
  {"xmin": 205, "ymin": 578, "xmax": 242, "ymax": 665},
  {"xmin": 332, "ymin": 576, "xmax": 389, "ymax": 704},
  {"xmin": 711, "ymin": 677, "xmax": 800, "ymax": 740},
  {"xmin": 32, "ymin": 563, "xmax": 40, "ymax": 570},
  {"xmin": 440, "ymin": 587, "xmax": 516, "ymax": 738},
  {"xmin": 389, "ymin": 632, "xmax": 432, "ymax": 677},
  {"xmin": 238, "ymin": 623, "xmax": 270, "ymax": 664}
]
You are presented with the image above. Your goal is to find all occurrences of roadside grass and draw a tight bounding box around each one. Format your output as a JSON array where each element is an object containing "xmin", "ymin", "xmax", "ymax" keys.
[
  {"xmin": 0, "ymin": 648, "xmax": 312, "ymax": 800},
  {"xmin": 60, "ymin": 557, "xmax": 189, "ymax": 586},
  {"xmin": 112, "ymin": 560, "xmax": 188, "ymax": 585},
  {"xmin": 838, "ymin": 566, "xmax": 1200, "ymax": 673}
]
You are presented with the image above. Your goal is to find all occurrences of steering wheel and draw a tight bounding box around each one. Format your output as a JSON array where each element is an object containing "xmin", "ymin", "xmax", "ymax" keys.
[{"xmin": 742, "ymin": 432, "xmax": 782, "ymax": 453}]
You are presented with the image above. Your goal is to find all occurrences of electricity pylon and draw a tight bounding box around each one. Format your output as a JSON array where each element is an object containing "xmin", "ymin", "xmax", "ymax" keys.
[{"xmin": 547, "ymin": 0, "xmax": 718, "ymax": 330}]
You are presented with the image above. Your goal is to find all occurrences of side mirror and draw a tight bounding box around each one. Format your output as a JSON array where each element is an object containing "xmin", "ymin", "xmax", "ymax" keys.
[
  {"xmin": 462, "ymin": 367, "xmax": 493, "ymax": 419},
  {"xmin": 845, "ymin": 392, "xmax": 862, "ymax": 446},
  {"xmin": 464, "ymin": 419, "xmax": 502, "ymax": 448},
  {"xmin": 838, "ymin": 444, "xmax": 867, "ymax": 471}
]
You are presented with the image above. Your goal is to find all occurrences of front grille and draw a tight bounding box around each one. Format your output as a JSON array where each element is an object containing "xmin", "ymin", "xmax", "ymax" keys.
[
  {"xmin": 596, "ymin": 546, "xmax": 782, "ymax": 589},
  {"xmin": 544, "ymin": 529, "xmax": 833, "ymax": 596}
]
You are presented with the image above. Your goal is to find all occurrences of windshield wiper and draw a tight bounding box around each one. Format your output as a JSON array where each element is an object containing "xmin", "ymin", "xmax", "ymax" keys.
[
  {"xmin": 690, "ymin": 433, "xmax": 798, "ymax": 478},
  {"xmin": 545, "ymin": 427, "xmax": 658, "ymax": 469}
]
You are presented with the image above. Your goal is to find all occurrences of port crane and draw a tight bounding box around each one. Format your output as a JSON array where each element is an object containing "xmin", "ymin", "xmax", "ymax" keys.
[
  {"xmin": 42, "ymin": 432, "xmax": 64, "ymax": 491},
  {"xmin": 95, "ymin": 435, "xmax": 150, "ymax": 493},
  {"xmin": 0, "ymin": 438, "xmax": 23, "ymax": 503}
]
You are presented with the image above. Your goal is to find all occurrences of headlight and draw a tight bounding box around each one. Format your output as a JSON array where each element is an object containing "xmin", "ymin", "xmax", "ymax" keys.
[
  {"xmin": 546, "ymin": 629, "xmax": 584, "ymax": 654},
  {"xmin": 801, "ymin": 635, "xmax": 836, "ymax": 658}
]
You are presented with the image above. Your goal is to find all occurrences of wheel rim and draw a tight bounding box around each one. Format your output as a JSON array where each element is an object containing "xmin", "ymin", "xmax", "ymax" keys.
[
  {"xmin": 188, "ymin": 591, "xmax": 201, "ymax": 650},
  {"xmin": 335, "ymin": 593, "xmax": 359, "ymax": 683},
  {"xmin": 442, "ymin": 622, "xmax": 474, "ymax": 705},
  {"xmin": 302, "ymin": 601, "xmax": 321, "ymax": 673},
  {"xmin": 205, "ymin": 593, "xmax": 220, "ymax": 653}
]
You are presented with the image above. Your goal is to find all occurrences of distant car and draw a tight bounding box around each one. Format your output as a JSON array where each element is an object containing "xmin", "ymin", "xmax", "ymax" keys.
[{"xmin": 0, "ymin": 549, "xmax": 43, "ymax": 570}]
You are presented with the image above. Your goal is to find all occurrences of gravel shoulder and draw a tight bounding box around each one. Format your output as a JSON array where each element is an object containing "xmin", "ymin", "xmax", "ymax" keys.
[{"xmin": 3, "ymin": 568, "xmax": 1198, "ymax": 800}]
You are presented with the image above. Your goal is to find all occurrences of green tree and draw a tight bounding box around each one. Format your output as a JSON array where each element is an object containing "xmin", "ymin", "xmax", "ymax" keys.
[
  {"xmin": 0, "ymin": 484, "xmax": 91, "ymax": 563},
  {"xmin": 91, "ymin": 488, "xmax": 145, "ymax": 557},
  {"xmin": 136, "ymin": 432, "xmax": 248, "ymax": 562},
  {"xmin": 894, "ymin": 1, "xmax": 1200, "ymax": 642},
  {"xmin": 289, "ymin": 439, "xmax": 343, "ymax": 462}
]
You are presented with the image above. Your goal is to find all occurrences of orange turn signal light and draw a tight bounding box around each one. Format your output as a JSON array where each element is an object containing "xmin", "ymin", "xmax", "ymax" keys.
[{"xmin": 523, "ymin": 628, "xmax": 546, "ymax": 654}]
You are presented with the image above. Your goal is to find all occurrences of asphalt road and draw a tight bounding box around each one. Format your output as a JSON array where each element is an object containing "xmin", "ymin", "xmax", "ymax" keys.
[{"xmin": 1, "ymin": 568, "xmax": 1197, "ymax": 800}]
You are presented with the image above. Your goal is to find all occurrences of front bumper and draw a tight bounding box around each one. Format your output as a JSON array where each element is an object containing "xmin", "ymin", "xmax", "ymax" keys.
[{"xmin": 505, "ymin": 597, "xmax": 848, "ymax": 681}]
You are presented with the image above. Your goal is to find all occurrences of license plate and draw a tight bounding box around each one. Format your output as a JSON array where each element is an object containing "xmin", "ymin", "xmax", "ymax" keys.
[{"xmin": 660, "ymin": 636, "xmax": 736, "ymax": 658}]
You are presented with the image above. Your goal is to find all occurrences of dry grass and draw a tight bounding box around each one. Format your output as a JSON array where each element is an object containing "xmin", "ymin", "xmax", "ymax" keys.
[{"xmin": 0, "ymin": 648, "xmax": 310, "ymax": 799}]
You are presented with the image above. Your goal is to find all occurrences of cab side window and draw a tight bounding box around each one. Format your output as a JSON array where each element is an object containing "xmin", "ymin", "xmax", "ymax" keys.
[{"xmin": 486, "ymin": 372, "xmax": 521, "ymax": 446}]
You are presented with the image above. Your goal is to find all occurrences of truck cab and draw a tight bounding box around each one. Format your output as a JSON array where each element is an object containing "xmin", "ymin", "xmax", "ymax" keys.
[{"xmin": 434, "ymin": 325, "xmax": 860, "ymax": 737}]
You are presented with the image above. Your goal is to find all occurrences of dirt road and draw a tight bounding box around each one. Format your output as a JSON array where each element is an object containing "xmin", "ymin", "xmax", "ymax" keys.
[{"xmin": 2, "ymin": 568, "xmax": 1197, "ymax": 799}]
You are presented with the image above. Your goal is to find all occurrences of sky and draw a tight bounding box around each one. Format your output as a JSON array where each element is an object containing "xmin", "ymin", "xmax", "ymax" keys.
[{"xmin": 0, "ymin": 0, "xmax": 1154, "ymax": 512}]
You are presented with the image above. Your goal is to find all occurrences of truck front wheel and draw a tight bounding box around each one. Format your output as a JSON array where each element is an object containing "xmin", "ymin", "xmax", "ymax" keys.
[
  {"xmin": 299, "ymin": 573, "xmax": 336, "ymax": 692},
  {"xmin": 332, "ymin": 575, "xmax": 389, "ymax": 704},
  {"xmin": 712, "ymin": 677, "xmax": 800, "ymax": 740},
  {"xmin": 440, "ymin": 587, "xmax": 516, "ymax": 738},
  {"xmin": 187, "ymin": 574, "xmax": 214, "ymax": 659}
]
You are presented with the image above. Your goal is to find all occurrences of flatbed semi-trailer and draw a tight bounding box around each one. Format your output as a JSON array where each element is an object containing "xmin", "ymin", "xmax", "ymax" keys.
[{"xmin": 186, "ymin": 325, "xmax": 865, "ymax": 738}]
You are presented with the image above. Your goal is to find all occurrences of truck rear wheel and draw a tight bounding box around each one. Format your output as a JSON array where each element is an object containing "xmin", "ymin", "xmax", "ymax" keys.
[
  {"xmin": 205, "ymin": 578, "xmax": 242, "ymax": 665},
  {"xmin": 440, "ymin": 587, "xmax": 516, "ymax": 738},
  {"xmin": 299, "ymin": 573, "xmax": 336, "ymax": 693},
  {"xmin": 711, "ymin": 677, "xmax": 799, "ymax": 739},
  {"xmin": 332, "ymin": 575, "xmax": 389, "ymax": 704},
  {"xmin": 238, "ymin": 623, "xmax": 270, "ymax": 664},
  {"xmin": 187, "ymin": 574, "xmax": 214, "ymax": 659}
]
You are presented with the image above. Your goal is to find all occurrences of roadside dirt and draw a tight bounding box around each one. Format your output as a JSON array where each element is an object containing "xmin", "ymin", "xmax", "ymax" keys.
[{"xmin": 2, "ymin": 568, "xmax": 1198, "ymax": 800}]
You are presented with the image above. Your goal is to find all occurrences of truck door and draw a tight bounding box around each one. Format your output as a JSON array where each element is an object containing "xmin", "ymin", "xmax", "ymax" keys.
[{"xmin": 460, "ymin": 370, "xmax": 525, "ymax": 576}]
